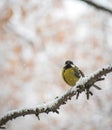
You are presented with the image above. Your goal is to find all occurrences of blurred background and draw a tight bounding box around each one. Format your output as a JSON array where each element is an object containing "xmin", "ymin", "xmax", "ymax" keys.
[{"xmin": 0, "ymin": 0, "xmax": 112, "ymax": 130}]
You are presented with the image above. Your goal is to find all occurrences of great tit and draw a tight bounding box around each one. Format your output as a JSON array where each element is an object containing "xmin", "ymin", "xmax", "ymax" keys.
[{"xmin": 62, "ymin": 60, "xmax": 84, "ymax": 86}]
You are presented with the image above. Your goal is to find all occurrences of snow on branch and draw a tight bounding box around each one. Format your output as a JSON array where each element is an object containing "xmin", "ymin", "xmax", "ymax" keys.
[
  {"xmin": 0, "ymin": 64, "xmax": 112, "ymax": 129},
  {"xmin": 79, "ymin": 0, "xmax": 112, "ymax": 14}
]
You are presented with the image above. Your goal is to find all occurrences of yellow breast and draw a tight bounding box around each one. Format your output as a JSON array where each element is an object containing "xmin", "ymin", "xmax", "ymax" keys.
[{"xmin": 62, "ymin": 68, "xmax": 79, "ymax": 86}]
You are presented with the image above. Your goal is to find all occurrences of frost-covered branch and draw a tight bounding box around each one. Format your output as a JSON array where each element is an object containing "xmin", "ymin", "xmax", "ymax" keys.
[
  {"xmin": 79, "ymin": 0, "xmax": 112, "ymax": 14},
  {"xmin": 0, "ymin": 64, "xmax": 112, "ymax": 129}
]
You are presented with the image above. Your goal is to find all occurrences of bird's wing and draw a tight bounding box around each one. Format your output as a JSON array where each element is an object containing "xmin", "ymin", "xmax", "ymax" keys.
[
  {"xmin": 73, "ymin": 66, "xmax": 80, "ymax": 78},
  {"xmin": 79, "ymin": 69, "xmax": 85, "ymax": 77},
  {"xmin": 73, "ymin": 66, "xmax": 85, "ymax": 78}
]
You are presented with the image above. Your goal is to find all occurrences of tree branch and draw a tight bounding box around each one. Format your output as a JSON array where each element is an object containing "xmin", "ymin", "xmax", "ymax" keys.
[
  {"xmin": 0, "ymin": 64, "xmax": 112, "ymax": 129},
  {"xmin": 79, "ymin": 0, "xmax": 112, "ymax": 14}
]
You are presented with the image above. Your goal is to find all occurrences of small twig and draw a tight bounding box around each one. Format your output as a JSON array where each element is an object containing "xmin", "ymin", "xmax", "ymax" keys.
[
  {"xmin": 93, "ymin": 84, "xmax": 101, "ymax": 90},
  {"xmin": 79, "ymin": 0, "xmax": 112, "ymax": 14}
]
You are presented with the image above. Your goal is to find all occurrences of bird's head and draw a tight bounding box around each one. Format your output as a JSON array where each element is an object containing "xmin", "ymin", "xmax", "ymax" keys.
[{"xmin": 64, "ymin": 60, "xmax": 75, "ymax": 68}]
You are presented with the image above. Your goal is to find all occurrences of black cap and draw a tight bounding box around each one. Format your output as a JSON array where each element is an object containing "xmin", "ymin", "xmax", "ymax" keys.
[{"xmin": 65, "ymin": 60, "xmax": 74, "ymax": 65}]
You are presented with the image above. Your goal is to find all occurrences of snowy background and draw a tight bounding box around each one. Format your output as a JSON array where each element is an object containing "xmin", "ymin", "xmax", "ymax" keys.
[{"xmin": 0, "ymin": 0, "xmax": 112, "ymax": 130}]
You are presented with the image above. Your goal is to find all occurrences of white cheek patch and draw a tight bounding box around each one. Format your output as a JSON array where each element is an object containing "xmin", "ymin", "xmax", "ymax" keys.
[{"xmin": 71, "ymin": 64, "xmax": 75, "ymax": 68}]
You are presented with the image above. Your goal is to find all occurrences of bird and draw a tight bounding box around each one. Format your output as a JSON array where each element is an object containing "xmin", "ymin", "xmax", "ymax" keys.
[{"xmin": 62, "ymin": 60, "xmax": 84, "ymax": 86}]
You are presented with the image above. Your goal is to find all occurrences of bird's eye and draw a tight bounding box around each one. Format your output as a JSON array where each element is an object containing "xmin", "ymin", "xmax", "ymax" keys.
[{"xmin": 69, "ymin": 61, "xmax": 74, "ymax": 65}]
